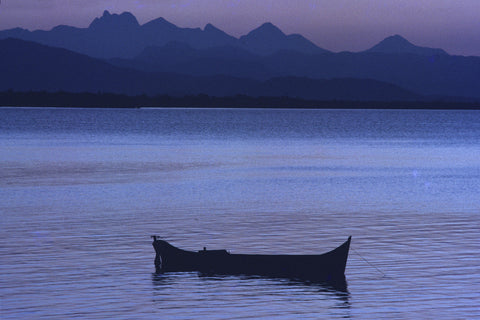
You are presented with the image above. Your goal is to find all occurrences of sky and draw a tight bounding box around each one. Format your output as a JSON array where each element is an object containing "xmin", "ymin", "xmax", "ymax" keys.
[{"xmin": 0, "ymin": 0, "xmax": 479, "ymax": 56}]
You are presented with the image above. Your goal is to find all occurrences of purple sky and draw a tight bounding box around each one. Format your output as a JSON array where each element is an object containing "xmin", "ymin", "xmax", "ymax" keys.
[{"xmin": 0, "ymin": 0, "xmax": 479, "ymax": 56}]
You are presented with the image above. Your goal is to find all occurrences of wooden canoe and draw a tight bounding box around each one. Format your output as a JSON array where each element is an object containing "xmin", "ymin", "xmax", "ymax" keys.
[{"xmin": 152, "ymin": 236, "xmax": 351, "ymax": 284}]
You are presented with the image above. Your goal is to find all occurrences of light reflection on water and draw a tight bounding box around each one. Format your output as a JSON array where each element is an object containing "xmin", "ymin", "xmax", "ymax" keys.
[{"xmin": 1, "ymin": 108, "xmax": 479, "ymax": 319}]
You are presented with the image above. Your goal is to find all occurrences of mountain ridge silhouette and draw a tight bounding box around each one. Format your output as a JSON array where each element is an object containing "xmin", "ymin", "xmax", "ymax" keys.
[
  {"xmin": 0, "ymin": 10, "xmax": 453, "ymax": 58},
  {"xmin": 1, "ymin": 11, "xmax": 478, "ymax": 100},
  {"xmin": 0, "ymin": 37, "xmax": 423, "ymax": 101}
]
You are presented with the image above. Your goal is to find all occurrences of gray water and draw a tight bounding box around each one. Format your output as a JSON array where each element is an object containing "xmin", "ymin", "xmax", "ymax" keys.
[{"xmin": 1, "ymin": 108, "xmax": 479, "ymax": 319}]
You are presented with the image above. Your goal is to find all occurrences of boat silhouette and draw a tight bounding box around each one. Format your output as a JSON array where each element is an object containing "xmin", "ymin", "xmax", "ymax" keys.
[{"xmin": 152, "ymin": 236, "xmax": 351, "ymax": 286}]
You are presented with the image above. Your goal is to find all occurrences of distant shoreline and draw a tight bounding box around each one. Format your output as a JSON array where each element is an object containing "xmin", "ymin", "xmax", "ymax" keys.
[{"xmin": 1, "ymin": 91, "xmax": 479, "ymax": 110}]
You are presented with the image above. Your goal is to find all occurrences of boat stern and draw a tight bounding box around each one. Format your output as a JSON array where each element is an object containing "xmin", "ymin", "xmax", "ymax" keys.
[{"xmin": 151, "ymin": 236, "xmax": 200, "ymax": 272}]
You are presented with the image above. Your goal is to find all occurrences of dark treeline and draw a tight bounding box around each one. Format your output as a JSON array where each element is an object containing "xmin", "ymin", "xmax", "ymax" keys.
[{"xmin": 1, "ymin": 90, "xmax": 479, "ymax": 110}]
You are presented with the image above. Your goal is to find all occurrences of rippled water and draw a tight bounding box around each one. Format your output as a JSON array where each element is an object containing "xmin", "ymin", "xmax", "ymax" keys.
[{"xmin": 1, "ymin": 108, "xmax": 479, "ymax": 319}]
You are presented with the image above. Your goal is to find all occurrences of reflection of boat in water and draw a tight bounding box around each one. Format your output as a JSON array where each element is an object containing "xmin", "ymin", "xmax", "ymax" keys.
[{"xmin": 151, "ymin": 236, "xmax": 351, "ymax": 288}]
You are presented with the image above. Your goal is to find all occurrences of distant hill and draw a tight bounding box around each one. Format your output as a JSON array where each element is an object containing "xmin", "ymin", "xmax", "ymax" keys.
[
  {"xmin": 365, "ymin": 35, "xmax": 448, "ymax": 56},
  {"xmin": 108, "ymin": 40, "xmax": 480, "ymax": 99},
  {"xmin": 0, "ymin": 38, "xmax": 420, "ymax": 101},
  {"xmin": 109, "ymin": 42, "xmax": 276, "ymax": 79},
  {"xmin": 259, "ymin": 50, "xmax": 480, "ymax": 99},
  {"xmin": 0, "ymin": 37, "xmax": 162, "ymax": 95}
]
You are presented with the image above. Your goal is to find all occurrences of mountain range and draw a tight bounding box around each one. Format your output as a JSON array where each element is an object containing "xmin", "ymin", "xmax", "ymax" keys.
[
  {"xmin": 0, "ymin": 10, "xmax": 450, "ymax": 59},
  {"xmin": 1, "ymin": 11, "xmax": 479, "ymax": 101},
  {"xmin": 0, "ymin": 38, "xmax": 419, "ymax": 100},
  {"xmin": 0, "ymin": 10, "xmax": 327, "ymax": 59}
]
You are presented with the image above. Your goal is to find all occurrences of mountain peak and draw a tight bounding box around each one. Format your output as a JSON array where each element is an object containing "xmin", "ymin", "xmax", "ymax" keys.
[
  {"xmin": 204, "ymin": 23, "xmax": 220, "ymax": 32},
  {"xmin": 248, "ymin": 22, "xmax": 285, "ymax": 38},
  {"xmin": 239, "ymin": 22, "xmax": 326, "ymax": 55},
  {"xmin": 240, "ymin": 22, "xmax": 286, "ymax": 44},
  {"xmin": 367, "ymin": 34, "xmax": 448, "ymax": 56},
  {"xmin": 143, "ymin": 17, "xmax": 176, "ymax": 27},
  {"xmin": 89, "ymin": 11, "xmax": 140, "ymax": 30},
  {"xmin": 260, "ymin": 22, "xmax": 277, "ymax": 29},
  {"xmin": 379, "ymin": 34, "xmax": 414, "ymax": 47},
  {"xmin": 389, "ymin": 34, "xmax": 407, "ymax": 40}
]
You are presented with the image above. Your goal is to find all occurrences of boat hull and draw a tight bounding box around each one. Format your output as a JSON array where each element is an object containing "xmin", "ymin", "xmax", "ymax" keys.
[{"xmin": 152, "ymin": 236, "xmax": 351, "ymax": 284}]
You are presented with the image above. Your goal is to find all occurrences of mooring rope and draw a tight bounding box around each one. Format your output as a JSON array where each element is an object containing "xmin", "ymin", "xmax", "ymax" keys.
[{"xmin": 352, "ymin": 246, "xmax": 387, "ymax": 277}]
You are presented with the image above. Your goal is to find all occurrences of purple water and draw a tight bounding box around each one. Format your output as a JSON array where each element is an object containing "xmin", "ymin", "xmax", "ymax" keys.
[{"xmin": 1, "ymin": 108, "xmax": 479, "ymax": 319}]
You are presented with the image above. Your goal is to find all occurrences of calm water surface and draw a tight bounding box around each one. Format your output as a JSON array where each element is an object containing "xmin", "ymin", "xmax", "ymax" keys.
[{"xmin": 1, "ymin": 108, "xmax": 479, "ymax": 319}]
